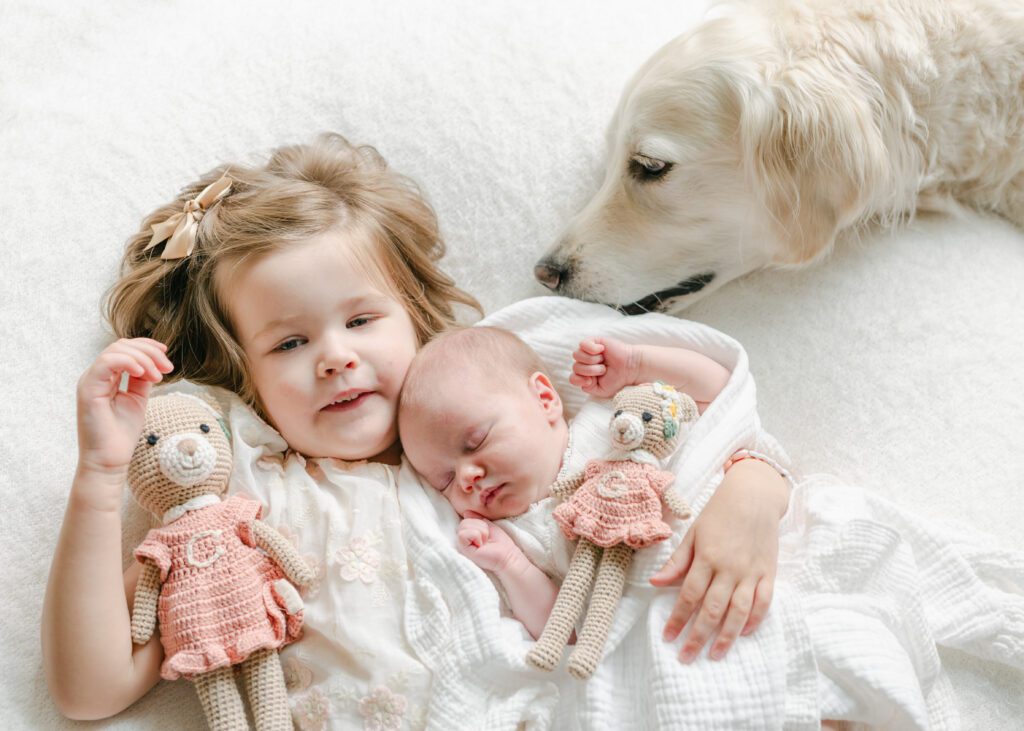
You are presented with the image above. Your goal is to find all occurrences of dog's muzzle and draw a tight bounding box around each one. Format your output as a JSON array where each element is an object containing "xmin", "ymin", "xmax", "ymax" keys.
[
  {"xmin": 618, "ymin": 272, "xmax": 716, "ymax": 315},
  {"xmin": 534, "ymin": 258, "xmax": 570, "ymax": 291}
]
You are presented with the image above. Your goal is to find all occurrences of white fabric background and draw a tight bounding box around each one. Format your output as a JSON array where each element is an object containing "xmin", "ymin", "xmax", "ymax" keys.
[{"xmin": 2, "ymin": 0, "xmax": 1022, "ymax": 728}]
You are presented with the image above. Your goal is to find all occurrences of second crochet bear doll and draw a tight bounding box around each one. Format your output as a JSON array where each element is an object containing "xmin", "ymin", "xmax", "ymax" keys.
[{"xmin": 526, "ymin": 382, "xmax": 698, "ymax": 680}]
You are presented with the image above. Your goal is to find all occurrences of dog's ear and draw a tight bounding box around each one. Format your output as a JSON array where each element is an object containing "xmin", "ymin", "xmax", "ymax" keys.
[{"xmin": 740, "ymin": 65, "xmax": 888, "ymax": 265}]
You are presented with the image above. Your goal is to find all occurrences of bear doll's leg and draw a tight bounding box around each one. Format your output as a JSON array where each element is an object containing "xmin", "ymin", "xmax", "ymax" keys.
[
  {"xmin": 567, "ymin": 543, "xmax": 633, "ymax": 680},
  {"xmin": 193, "ymin": 666, "xmax": 248, "ymax": 731},
  {"xmin": 242, "ymin": 648, "xmax": 291, "ymax": 730},
  {"xmin": 527, "ymin": 539, "xmax": 602, "ymax": 671}
]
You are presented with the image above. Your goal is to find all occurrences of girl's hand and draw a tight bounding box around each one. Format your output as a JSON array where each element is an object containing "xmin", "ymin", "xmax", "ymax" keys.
[
  {"xmin": 457, "ymin": 512, "xmax": 524, "ymax": 574},
  {"xmin": 569, "ymin": 336, "xmax": 641, "ymax": 399},
  {"xmin": 76, "ymin": 338, "xmax": 174, "ymax": 475},
  {"xmin": 649, "ymin": 459, "xmax": 787, "ymax": 662}
]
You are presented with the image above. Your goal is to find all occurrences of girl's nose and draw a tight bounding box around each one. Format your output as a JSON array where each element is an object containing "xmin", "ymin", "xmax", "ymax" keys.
[{"xmin": 317, "ymin": 335, "xmax": 359, "ymax": 377}]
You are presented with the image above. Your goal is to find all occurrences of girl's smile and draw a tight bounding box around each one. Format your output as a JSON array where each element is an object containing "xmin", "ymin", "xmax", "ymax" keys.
[{"xmin": 223, "ymin": 229, "xmax": 419, "ymax": 463}]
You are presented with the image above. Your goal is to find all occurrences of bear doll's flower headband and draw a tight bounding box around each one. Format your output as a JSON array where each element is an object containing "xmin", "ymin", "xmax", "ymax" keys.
[{"xmin": 144, "ymin": 172, "xmax": 233, "ymax": 260}]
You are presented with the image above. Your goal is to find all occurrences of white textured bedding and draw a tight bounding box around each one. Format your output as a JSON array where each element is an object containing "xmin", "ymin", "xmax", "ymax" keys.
[
  {"xmin": 400, "ymin": 297, "xmax": 1022, "ymax": 730},
  {"xmin": 3, "ymin": 0, "xmax": 1023, "ymax": 728}
]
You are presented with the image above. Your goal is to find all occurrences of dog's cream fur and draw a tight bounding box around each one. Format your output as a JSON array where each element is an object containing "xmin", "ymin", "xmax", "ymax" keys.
[{"xmin": 536, "ymin": 0, "xmax": 1024, "ymax": 311}]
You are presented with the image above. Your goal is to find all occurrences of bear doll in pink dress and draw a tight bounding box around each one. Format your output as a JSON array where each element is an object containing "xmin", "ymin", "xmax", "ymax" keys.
[
  {"xmin": 128, "ymin": 393, "xmax": 313, "ymax": 730},
  {"xmin": 527, "ymin": 382, "xmax": 698, "ymax": 680}
]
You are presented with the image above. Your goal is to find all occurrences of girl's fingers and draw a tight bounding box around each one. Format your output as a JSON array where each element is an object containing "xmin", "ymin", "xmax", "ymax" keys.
[
  {"xmin": 708, "ymin": 580, "xmax": 757, "ymax": 660},
  {"xmin": 678, "ymin": 573, "xmax": 735, "ymax": 663},
  {"xmin": 112, "ymin": 340, "xmax": 173, "ymax": 375},
  {"xmin": 123, "ymin": 374, "xmax": 155, "ymax": 401},
  {"xmin": 123, "ymin": 339, "xmax": 174, "ymax": 373},
  {"xmin": 578, "ymin": 337, "xmax": 605, "ymax": 355},
  {"xmin": 651, "ymin": 531, "xmax": 694, "ymax": 586},
  {"xmin": 573, "ymin": 363, "xmax": 606, "ymax": 378},
  {"xmin": 662, "ymin": 556, "xmax": 710, "ymax": 642},
  {"xmin": 741, "ymin": 577, "xmax": 774, "ymax": 636},
  {"xmin": 102, "ymin": 344, "xmax": 163, "ymax": 382}
]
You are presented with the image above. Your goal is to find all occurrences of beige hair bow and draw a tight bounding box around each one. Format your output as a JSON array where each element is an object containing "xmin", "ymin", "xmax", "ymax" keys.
[{"xmin": 144, "ymin": 173, "xmax": 233, "ymax": 259}]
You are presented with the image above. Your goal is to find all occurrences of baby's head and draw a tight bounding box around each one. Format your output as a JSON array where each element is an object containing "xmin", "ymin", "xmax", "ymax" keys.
[
  {"xmin": 399, "ymin": 327, "xmax": 569, "ymax": 519},
  {"xmin": 106, "ymin": 133, "xmax": 480, "ymax": 462}
]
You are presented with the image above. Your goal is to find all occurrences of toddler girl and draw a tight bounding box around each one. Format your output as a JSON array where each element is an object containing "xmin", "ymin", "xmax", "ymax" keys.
[{"xmin": 41, "ymin": 133, "xmax": 791, "ymax": 729}]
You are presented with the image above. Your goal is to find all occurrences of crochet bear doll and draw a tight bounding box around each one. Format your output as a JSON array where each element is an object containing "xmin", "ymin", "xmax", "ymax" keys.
[
  {"xmin": 128, "ymin": 393, "xmax": 313, "ymax": 730},
  {"xmin": 526, "ymin": 382, "xmax": 698, "ymax": 680}
]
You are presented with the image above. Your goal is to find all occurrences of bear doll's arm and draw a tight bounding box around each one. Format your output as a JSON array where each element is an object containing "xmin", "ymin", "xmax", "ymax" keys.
[
  {"xmin": 549, "ymin": 469, "xmax": 586, "ymax": 500},
  {"xmin": 130, "ymin": 562, "xmax": 162, "ymax": 645},
  {"xmin": 249, "ymin": 520, "xmax": 315, "ymax": 587}
]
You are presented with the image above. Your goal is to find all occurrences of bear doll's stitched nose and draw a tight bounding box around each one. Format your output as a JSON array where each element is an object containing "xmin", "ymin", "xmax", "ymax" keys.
[{"xmin": 177, "ymin": 438, "xmax": 198, "ymax": 457}]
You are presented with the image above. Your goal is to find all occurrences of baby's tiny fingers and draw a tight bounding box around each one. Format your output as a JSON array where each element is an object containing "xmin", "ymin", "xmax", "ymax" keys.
[
  {"xmin": 573, "ymin": 363, "xmax": 606, "ymax": 378},
  {"xmin": 572, "ymin": 348, "xmax": 604, "ymax": 366},
  {"xmin": 578, "ymin": 337, "xmax": 605, "ymax": 355},
  {"xmin": 742, "ymin": 577, "xmax": 774, "ymax": 636}
]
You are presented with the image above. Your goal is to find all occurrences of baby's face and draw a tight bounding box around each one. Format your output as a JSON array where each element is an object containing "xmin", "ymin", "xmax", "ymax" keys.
[{"xmin": 401, "ymin": 368, "xmax": 568, "ymax": 520}]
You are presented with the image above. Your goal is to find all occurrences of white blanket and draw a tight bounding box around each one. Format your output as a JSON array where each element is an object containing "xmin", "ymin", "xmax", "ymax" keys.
[
  {"xmin": 5, "ymin": 1, "xmax": 1023, "ymax": 728},
  {"xmin": 399, "ymin": 297, "xmax": 1024, "ymax": 730}
]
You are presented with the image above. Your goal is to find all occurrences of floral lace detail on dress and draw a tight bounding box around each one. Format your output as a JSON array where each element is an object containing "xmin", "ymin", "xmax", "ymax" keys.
[
  {"xmin": 292, "ymin": 686, "xmax": 331, "ymax": 731},
  {"xmin": 359, "ymin": 686, "xmax": 408, "ymax": 731},
  {"xmin": 337, "ymin": 535, "xmax": 383, "ymax": 583}
]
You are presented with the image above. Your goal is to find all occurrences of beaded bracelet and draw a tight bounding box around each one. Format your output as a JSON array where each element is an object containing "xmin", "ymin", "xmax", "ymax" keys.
[{"xmin": 723, "ymin": 449, "xmax": 793, "ymax": 486}]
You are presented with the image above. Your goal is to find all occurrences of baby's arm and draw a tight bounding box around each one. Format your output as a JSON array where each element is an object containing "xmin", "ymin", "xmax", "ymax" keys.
[
  {"xmin": 457, "ymin": 514, "xmax": 560, "ymax": 640},
  {"xmin": 42, "ymin": 339, "xmax": 171, "ymax": 718},
  {"xmin": 570, "ymin": 337, "xmax": 729, "ymax": 411}
]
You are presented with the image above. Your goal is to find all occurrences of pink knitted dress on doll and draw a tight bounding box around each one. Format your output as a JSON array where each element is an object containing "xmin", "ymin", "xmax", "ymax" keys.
[
  {"xmin": 553, "ymin": 459, "xmax": 674, "ymax": 549},
  {"xmin": 135, "ymin": 494, "xmax": 303, "ymax": 680}
]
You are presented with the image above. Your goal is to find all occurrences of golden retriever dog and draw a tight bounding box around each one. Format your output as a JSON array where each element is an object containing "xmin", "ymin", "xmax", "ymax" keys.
[{"xmin": 535, "ymin": 0, "xmax": 1024, "ymax": 313}]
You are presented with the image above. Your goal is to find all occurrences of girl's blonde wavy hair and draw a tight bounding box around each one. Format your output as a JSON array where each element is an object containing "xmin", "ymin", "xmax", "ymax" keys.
[{"xmin": 106, "ymin": 132, "xmax": 481, "ymax": 407}]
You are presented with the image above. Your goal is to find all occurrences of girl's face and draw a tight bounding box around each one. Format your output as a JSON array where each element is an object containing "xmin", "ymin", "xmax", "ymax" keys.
[{"xmin": 223, "ymin": 231, "xmax": 418, "ymax": 463}]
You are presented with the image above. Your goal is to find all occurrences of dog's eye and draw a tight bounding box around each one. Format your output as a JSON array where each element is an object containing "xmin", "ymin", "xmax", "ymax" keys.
[{"xmin": 629, "ymin": 154, "xmax": 673, "ymax": 182}]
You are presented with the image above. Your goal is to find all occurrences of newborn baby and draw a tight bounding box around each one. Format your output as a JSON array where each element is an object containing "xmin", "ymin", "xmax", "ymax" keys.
[{"xmin": 397, "ymin": 326, "xmax": 774, "ymax": 657}]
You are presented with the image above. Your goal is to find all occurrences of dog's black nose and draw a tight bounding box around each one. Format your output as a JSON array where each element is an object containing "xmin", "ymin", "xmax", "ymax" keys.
[{"xmin": 534, "ymin": 260, "xmax": 567, "ymax": 291}]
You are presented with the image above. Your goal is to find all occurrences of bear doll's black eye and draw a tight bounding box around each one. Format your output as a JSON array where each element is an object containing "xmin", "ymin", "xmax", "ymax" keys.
[
  {"xmin": 200, "ymin": 424, "xmax": 210, "ymax": 433},
  {"xmin": 642, "ymin": 412, "xmax": 653, "ymax": 422},
  {"xmin": 146, "ymin": 433, "xmax": 159, "ymax": 445},
  {"xmin": 613, "ymin": 409, "xmax": 623, "ymax": 418}
]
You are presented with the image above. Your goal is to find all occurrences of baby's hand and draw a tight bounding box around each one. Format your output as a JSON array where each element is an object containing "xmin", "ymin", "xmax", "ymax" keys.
[
  {"xmin": 457, "ymin": 513, "xmax": 524, "ymax": 574},
  {"xmin": 569, "ymin": 336, "xmax": 641, "ymax": 399},
  {"xmin": 649, "ymin": 463, "xmax": 782, "ymax": 662},
  {"xmin": 77, "ymin": 338, "xmax": 174, "ymax": 475}
]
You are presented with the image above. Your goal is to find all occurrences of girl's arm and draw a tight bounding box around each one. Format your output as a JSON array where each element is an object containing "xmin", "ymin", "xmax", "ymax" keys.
[
  {"xmin": 457, "ymin": 515, "xmax": 560, "ymax": 640},
  {"xmin": 43, "ymin": 471, "xmax": 163, "ymax": 718},
  {"xmin": 650, "ymin": 458, "xmax": 789, "ymax": 661},
  {"xmin": 42, "ymin": 338, "xmax": 172, "ymax": 718},
  {"xmin": 570, "ymin": 337, "xmax": 730, "ymax": 411}
]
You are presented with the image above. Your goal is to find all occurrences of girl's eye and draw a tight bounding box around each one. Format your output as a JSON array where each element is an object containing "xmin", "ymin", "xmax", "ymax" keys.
[
  {"xmin": 347, "ymin": 315, "xmax": 375, "ymax": 329},
  {"xmin": 440, "ymin": 472, "xmax": 454, "ymax": 491},
  {"xmin": 274, "ymin": 338, "xmax": 305, "ymax": 353}
]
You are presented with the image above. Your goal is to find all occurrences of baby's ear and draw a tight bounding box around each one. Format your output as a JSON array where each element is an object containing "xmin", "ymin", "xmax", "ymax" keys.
[{"xmin": 530, "ymin": 371, "xmax": 563, "ymax": 421}]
